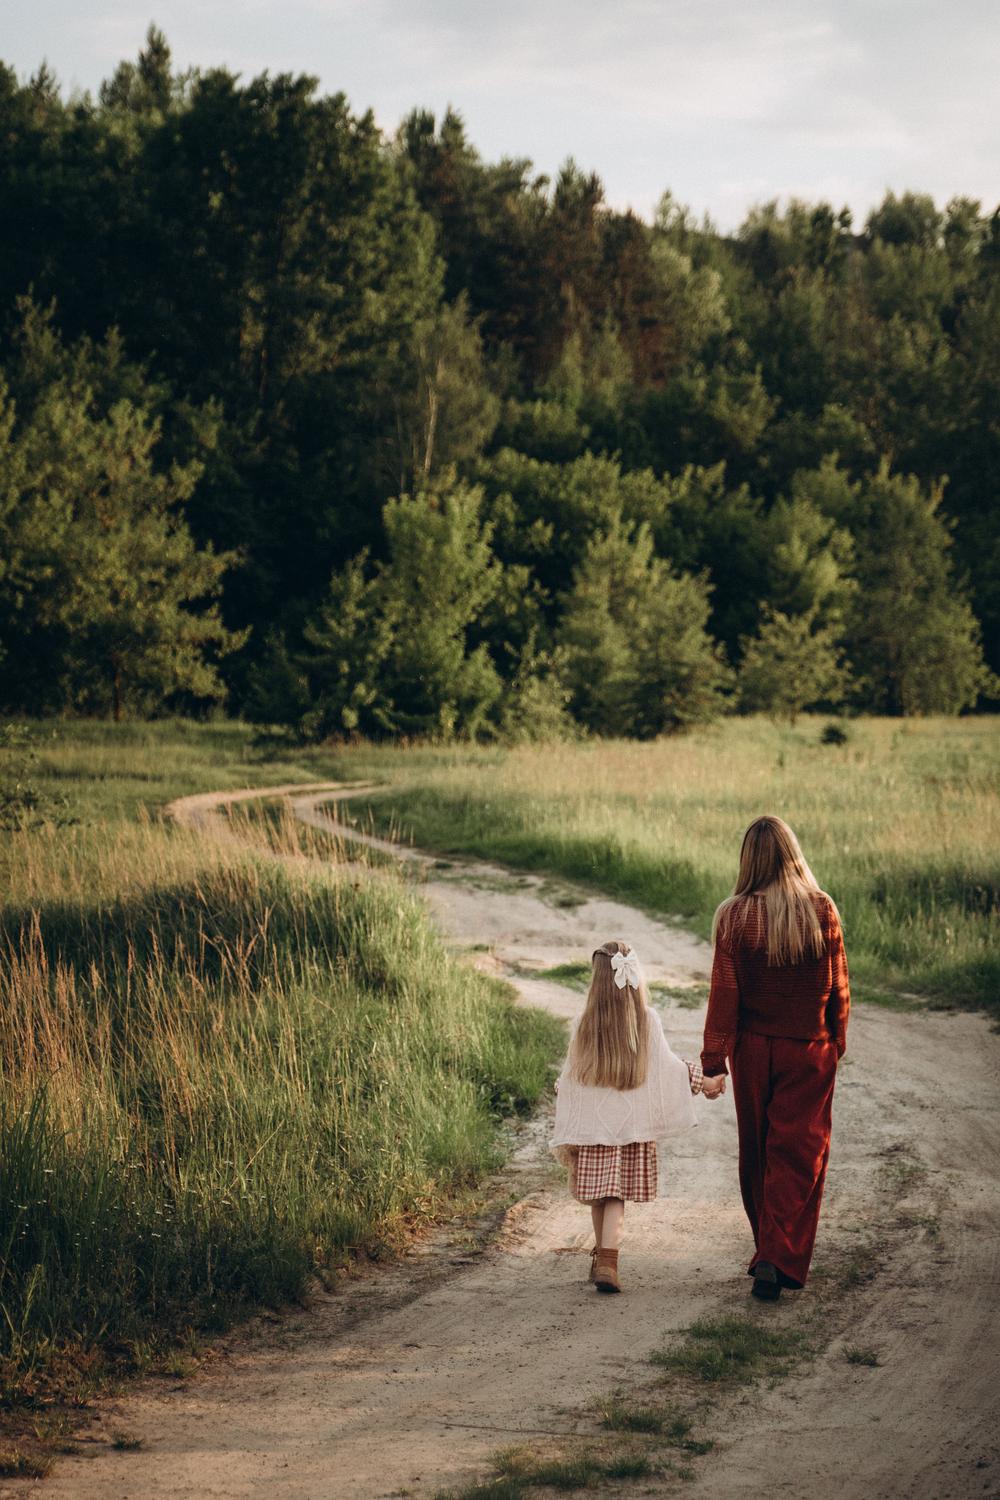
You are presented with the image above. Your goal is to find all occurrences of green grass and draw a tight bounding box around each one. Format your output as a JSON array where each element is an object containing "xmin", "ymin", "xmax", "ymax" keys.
[
  {"xmin": 2, "ymin": 712, "xmax": 994, "ymax": 1454},
  {"xmin": 320, "ymin": 716, "xmax": 1000, "ymax": 1015},
  {"xmin": 0, "ymin": 723, "xmax": 563, "ymax": 1402},
  {"xmin": 597, "ymin": 1395, "xmax": 713, "ymax": 1452},
  {"xmin": 0, "ymin": 1449, "xmax": 52, "ymax": 1478},
  {"xmin": 533, "ymin": 961, "xmax": 592, "ymax": 989},
  {"xmin": 876, "ymin": 1150, "xmax": 926, "ymax": 1199},
  {"xmin": 598, "ymin": 1397, "xmax": 667, "ymax": 1434},
  {"xmin": 651, "ymin": 1315, "xmax": 808, "ymax": 1384},
  {"xmin": 443, "ymin": 1479, "xmax": 525, "ymax": 1500},
  {"xmin": 844, "ymin": 1346, "xmax": 881, "ymax": 1366},
  {"xmin": 448, "ymin": 1302, "xmax": 818, "ymax": 1496},
  {"xmin": 833, "ymin": 1245, "xmax": 882, "ymax": 1291},
  {"xmin": 439, "ymin": 1446, "xmax": 659, "ymax": 1498},
  {"xmin": 650, "ymin": 982, "xmax": 709, "ymax": 1009},
  {"xmin": 2, "ymin": 718, "xmax": 327, "ymax": 827},
  {"xmin": 12, "ymin": 716, "xmax": 999, "ymax": 1012}
]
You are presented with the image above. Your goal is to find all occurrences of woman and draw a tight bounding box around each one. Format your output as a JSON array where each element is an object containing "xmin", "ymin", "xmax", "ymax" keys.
[{"xmin": 701, "ymin": 815, "xmax": 850, "ymax": 1300}]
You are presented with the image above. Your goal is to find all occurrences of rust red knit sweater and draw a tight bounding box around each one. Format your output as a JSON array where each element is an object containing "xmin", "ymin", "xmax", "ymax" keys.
[{"xmin": 701, "ymin": 892, "xmax": 850, "ymax": 1077}]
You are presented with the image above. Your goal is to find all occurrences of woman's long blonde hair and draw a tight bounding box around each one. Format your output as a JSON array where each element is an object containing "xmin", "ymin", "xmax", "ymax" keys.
[
  {"xmin": 570, "ymin": 941, "xmax": 649, "ymax": 1090},
  {"xmin": 713, "ymin": 815, "xmax": 827, "ymax": 965}
]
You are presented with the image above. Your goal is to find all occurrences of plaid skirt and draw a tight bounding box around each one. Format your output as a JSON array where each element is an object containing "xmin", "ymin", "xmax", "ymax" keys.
[{"xmin": 571, "ymin": 1141, "xmax": 658, "ymax": 1203}]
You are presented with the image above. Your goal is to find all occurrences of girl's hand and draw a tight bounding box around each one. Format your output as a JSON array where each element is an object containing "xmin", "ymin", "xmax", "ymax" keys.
[{"xmin": 702, "ymin": 1075, "xmax": 727, "ymax": 1099}]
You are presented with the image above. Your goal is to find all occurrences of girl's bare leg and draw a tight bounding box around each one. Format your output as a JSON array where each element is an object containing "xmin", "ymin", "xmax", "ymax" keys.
[
  {"xmin": 590, "ymin": 1202, "xmax": 604, "ymax": 1246},
  {"xmin": 600, "ymin": 1197, "xmax": 625, "ymax": 1249}
]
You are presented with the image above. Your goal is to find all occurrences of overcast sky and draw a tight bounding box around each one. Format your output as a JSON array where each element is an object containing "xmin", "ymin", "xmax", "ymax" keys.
[{"xmin": 5, "ymin": 0, "xmax": 999, "ymax": 230}]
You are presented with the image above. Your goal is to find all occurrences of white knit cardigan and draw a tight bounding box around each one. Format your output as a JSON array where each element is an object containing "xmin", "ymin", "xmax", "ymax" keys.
[{"xmin": 550, "ymin": 1006, "xmax": 697, "ymax": 1154}]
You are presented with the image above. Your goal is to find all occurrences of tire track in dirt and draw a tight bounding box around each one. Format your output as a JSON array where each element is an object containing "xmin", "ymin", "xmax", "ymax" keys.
[{"xmin": 18, "ymin": 782, "xmax": 999, "ymax": 1500}]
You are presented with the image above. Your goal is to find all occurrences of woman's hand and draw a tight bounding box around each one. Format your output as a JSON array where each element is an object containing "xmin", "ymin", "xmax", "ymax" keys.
[{"xmin": 701, "ymin": 1075, "xmax": 727, "ymax": 1100}]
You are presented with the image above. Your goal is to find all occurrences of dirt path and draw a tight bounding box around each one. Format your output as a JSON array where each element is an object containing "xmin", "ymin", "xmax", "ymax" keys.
[{"xmin": 22, "ymin": 783, "xmax": 1000, "ymax": 1500}]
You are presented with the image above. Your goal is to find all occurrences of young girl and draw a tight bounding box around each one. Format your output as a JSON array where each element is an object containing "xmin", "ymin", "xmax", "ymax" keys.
[{"xmin": 551, "ymin": 940, "xmax": 723, "ymax": 1293}]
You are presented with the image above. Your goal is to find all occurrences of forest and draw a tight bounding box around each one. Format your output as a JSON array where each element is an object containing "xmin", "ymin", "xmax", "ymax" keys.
[{"xmin": 1, "ymin": 27, "xmax": 997, "ymax": 736}]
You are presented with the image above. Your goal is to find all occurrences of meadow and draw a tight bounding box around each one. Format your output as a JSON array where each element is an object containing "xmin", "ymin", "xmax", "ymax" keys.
[
  {"xmin": 333, "ymin": 716, "xmax": 1000, "ymax": 1013},
  {"xmin": 2, "ymin": 712, "xmax": 996, "ymax": 1407},
  {"xmin": 0, "ymin": 723, "xmax": 561, "ymax": 1401}
]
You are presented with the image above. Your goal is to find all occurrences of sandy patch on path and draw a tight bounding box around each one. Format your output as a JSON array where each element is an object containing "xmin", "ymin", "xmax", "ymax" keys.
[{"xmin": 17, "ymin": 783, "xmax": 999, "ymax": 1500}]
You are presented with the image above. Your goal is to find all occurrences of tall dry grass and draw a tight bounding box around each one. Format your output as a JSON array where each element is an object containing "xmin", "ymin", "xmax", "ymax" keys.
[
  {"xmin": 339, "ymin": 717, "xmax": 1000, "ymax": 1008},
  {"xmin": 0, "ymin": 764, "xmax": 561, "ymax": 1395}
]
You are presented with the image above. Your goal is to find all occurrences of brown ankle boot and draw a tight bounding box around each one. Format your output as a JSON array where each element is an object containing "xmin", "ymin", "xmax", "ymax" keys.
[
  {"xmin": 588, "ymin": 1246, "xmax": 600, "ymax": 1283},
  {"xmin": 593, "ymin": 1249, "xmax": 621, "ymax": 1293}
]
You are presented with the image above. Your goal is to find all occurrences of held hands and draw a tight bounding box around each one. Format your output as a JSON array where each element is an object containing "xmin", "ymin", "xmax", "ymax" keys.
[{"xmin": 701, "ymin": 1075, "xmax": 727, "ymax": 1100}]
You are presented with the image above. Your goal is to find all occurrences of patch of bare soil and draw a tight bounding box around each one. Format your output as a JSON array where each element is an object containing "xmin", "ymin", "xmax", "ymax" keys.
[{"xmin": 12, "ymin": 783, "xmax": 998, "ymax": 1500}]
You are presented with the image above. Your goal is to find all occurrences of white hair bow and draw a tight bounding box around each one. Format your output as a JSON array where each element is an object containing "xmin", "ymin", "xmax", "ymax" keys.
[{"xmin": 610, "ymin": 949, "xmax": 641, "ymax": 991}]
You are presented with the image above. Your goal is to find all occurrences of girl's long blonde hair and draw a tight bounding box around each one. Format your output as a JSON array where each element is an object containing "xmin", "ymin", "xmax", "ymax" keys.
[
  {"xmin": 712, "ymin": 815, "xmax": 827, "ymax": 965},
  {"xmin": 570, "ymin": 940, "xmax": 649, "ymax": 1090}
]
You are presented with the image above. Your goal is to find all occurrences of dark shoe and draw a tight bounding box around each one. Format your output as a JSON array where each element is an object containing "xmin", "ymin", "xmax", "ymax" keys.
[{"xmin": 751, "ymin": 1261, "xmax": 781, "ymax": 1300}]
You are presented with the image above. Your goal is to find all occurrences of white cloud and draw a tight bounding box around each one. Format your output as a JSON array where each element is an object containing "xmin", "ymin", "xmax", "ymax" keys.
[{"xmin": 5, "ymin": 0, "xmax": 999, "ymax": 226}]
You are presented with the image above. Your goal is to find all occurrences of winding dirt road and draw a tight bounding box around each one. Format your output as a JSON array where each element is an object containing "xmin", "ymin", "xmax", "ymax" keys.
[{"xmin": 19, "ymin": 783, "xmax": 1000, "ymax": 1500}]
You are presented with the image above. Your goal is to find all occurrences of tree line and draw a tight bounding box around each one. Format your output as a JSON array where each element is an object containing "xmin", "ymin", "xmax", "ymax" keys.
[{"xmin": 1, "ymin": 28, "xmax": 997, "ymax": 734}]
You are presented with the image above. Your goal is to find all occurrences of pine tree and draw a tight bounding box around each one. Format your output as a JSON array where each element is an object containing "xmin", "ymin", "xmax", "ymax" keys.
[
  {"xmin": 298, "ymin": 558, "xmax": 398, "ymax": 739},
  {"xmin": 823, "ymin": 462, "xmax": 994, "ymax": 714},
  {"xmin": 0, "ymin": 303, "xmax": 242, "ymax": 717},
  {"xmin": 738, "ymin": 608, "xmax": 849, "ymax": 720},
  {"xmin": 388, "ymin": 295, "xmax": 499, "ymax": 493},
  {"xmin": 557, "ymin": 517, "xmax": 730, "ymax": 736},
  {"xmin": 300, "ymin": 479, "xmax": 502, "ymax": 739}
]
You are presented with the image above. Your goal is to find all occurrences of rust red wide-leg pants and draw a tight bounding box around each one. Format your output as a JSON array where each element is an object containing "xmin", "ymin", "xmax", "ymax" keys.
[{"xmin": 730, "ymin": 1031, "xmax": 837, "ymax": 1288}]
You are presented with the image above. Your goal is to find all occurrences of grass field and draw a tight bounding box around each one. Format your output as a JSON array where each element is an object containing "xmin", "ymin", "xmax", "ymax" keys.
[
  {"xmin": 328, "ymin": 717, "xmax": 1000, "ymax": 1013},
  {"xmin": 0, "ymin": 723, "xmax": 561, "ymax": 1401},
  {"xmin": 2, "ymin": 713, "xmax": 996, "ymax": 1404}
]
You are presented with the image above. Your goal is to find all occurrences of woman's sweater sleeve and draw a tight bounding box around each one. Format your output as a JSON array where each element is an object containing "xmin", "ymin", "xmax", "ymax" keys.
[
  {"xmin": 701, "ymin": 935, "xmax": 740, "ymax": 1077},
  {"xmin": 825, "ymin": 908, "xmax": 851, "ymax": 1058}
]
